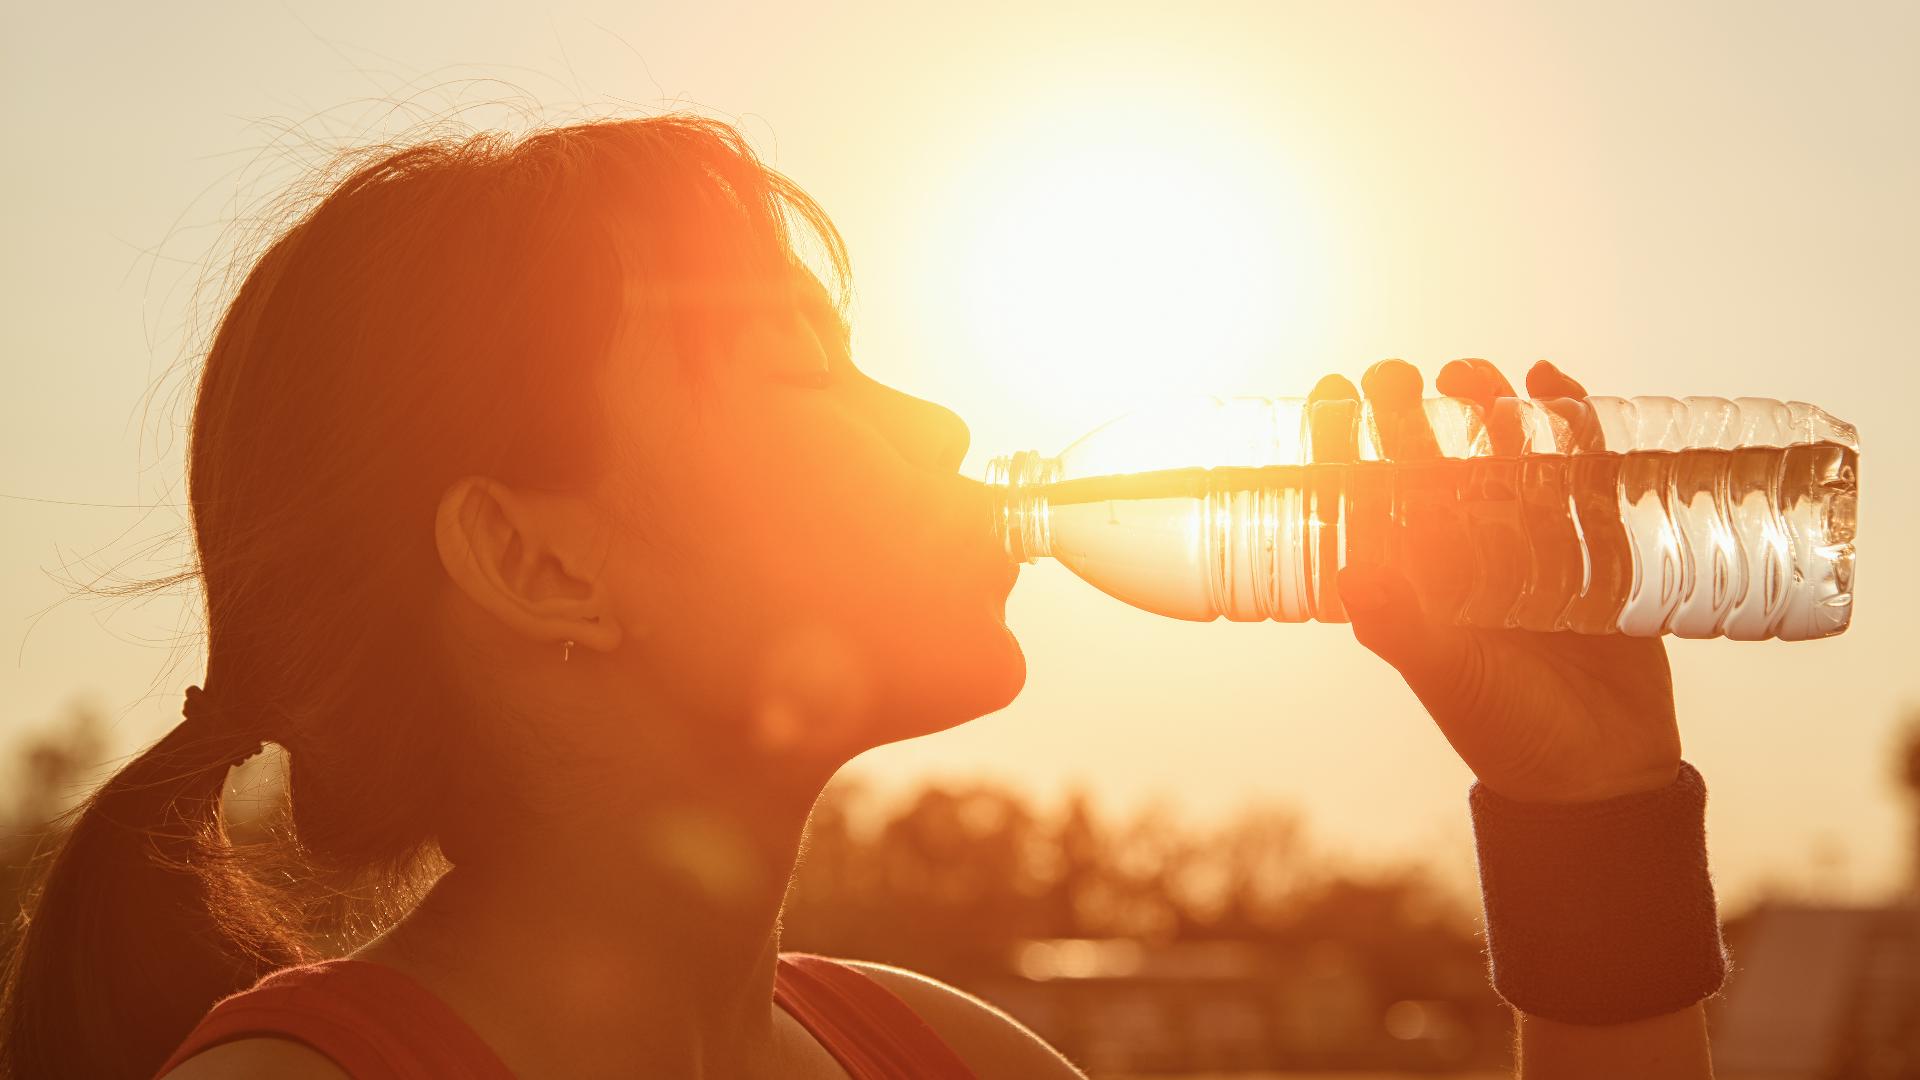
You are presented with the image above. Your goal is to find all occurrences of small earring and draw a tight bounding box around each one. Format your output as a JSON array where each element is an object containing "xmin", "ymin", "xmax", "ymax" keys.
[{"xmin": 562, "ymin": 640, "xmax": 575, "ymax": 662}]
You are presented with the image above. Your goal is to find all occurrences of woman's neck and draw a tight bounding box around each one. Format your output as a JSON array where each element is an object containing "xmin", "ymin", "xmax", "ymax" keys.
[{"xmin": 356, "ymin": 766, "xmax": 831, "ymax": 1078}]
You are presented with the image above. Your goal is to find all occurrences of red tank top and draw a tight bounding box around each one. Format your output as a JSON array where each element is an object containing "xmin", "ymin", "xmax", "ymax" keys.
[{"xmin": 154, "ymin": 953, "xmax": 976, "ymax": 1079}]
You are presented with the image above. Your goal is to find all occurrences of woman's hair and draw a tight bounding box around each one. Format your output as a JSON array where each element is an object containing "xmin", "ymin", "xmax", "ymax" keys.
[{"xmin": 0, "ymin": 114, "xmax": 849, "ymax": 1079}]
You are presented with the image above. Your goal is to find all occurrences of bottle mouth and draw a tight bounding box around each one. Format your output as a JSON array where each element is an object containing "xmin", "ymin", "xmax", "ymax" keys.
[{"xmin": 985, "ymin": 451, "xmax": 1058, "ymax": 563}]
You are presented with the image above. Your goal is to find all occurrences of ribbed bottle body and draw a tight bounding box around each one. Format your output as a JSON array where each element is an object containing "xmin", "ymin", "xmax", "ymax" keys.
[{"xmin": 989, "ymin": 396, "xmax": 1858, "ymax": 641}]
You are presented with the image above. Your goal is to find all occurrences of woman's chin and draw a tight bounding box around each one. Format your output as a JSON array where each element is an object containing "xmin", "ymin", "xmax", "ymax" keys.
[
  {"xmin": 963, "ymin": 623, "xmax": 1028, "ymax": 716},
  {"xmin": 867, "ymin": 625, "xmax": 1027, "ymax": 746}
]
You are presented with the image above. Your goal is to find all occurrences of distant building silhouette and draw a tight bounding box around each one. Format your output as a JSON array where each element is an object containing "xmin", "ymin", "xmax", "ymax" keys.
[
  {"xmin": 965, "ymin": 937, "xmax": 1507, "ymax": 1075},
  {"xmin": 1712, "ymin": 904, "xmax": 1919, "ymax": 1079},
  {"xmin": 1711, "ymin": 714, "xmax": 1920, "ymax": 1079}
]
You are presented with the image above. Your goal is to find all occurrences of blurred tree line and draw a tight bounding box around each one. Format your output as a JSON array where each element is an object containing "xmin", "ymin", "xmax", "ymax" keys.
[
  {"xmin": 9, "ymin": 698, "xmax": 1920, "ymax": 1072},
  {"xmin": 0, "ymin": 702, "xmax": 107, "ymax": 923},
  {"xmin": 47, "ymin": 701, "xmax": 1920, "ymax": 1068},
  {"xmin": 0, "ymin": 700, "xmax": 1504, "ymax": 1053},
  {"xmin": 783, "ymin": 777, "xmax": 1490, "ymax": 1001}
]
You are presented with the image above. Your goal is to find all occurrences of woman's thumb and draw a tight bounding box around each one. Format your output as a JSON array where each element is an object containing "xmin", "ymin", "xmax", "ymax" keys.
[{"xmin": 1337, "ymin": 563, "xmax": 1464, "ymax": 685}]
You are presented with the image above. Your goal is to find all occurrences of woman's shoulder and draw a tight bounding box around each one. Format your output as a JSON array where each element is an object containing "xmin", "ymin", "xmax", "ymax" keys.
[
  {"xmin": 157, "ymin": 1037, "xmax": 350, "ymax": 1079},
  {"xmin": 152, "ymin": 958, "xmax": 513, "ymax": 1080},
  {"xmin": 829, "ymin": 958, "xmax": 1085, "ymax": 1079}
]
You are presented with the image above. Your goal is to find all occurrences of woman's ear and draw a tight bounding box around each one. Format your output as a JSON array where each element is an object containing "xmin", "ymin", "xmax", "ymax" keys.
[{"xmin": 433, "ymin": 476, "xmax": 624, "ymax": 656}]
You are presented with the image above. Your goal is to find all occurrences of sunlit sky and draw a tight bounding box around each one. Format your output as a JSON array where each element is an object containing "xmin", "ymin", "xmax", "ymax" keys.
[{"xmin": 4, "ymin": 1, "xmax": 1916, "ymax": 905}]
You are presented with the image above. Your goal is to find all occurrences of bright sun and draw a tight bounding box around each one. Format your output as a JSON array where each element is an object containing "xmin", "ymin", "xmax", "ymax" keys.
[{"xmin": 924, "ymin": 107, "xmax": 1329, "ymax": 414}]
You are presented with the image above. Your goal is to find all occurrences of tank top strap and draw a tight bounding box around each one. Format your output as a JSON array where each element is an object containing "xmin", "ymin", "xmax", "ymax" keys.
[
  {"xmin": 773, "ymin": 953, "xmax": 977, "ymax": 1079},
  {"xmin": 153, "ymin": 959, "xmax": 516, "ymax": 1080},
  {"xmin": 161, "ymin": 953, "xmax": 974, "ymax": 1079}
]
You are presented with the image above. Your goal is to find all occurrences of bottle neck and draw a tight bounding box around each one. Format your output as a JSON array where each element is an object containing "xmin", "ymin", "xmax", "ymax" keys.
[{"xmin": 985, "ymin": 451, "xmax": 1058, "ymax": 563}]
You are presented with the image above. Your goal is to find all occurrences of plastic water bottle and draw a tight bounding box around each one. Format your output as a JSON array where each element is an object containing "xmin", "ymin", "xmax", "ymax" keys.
[{"xmin": 987, "ymin": 395, "xmax": 1858, "ymax": 640}]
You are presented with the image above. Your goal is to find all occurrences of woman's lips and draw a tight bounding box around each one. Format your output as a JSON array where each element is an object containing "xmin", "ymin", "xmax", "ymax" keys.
[{"xmin": 938, "ymin": 475, "xmax": 1021, "ymax": 596}]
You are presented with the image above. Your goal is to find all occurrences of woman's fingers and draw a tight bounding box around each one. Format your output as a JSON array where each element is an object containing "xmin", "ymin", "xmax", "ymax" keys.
[
  {"xmin": 1361, "ymin": 359, "xmax": 1441, "ymax": 460},
  {"xmin": 1468, "ymin": 358, "xmax": 1518, "ymax": 399},
  {"xmin": 1435, "ymin": 359, "xmax": 1487, "ymax": 405},
  {"xmin": 1360, "ymin": 357, "xmax": 1423, "ymax": 407},
  {"xmin": 1525, "ymin": 360, "xmax": 1604, "ymax": 451},
  {"xmin": 1436, "ymin": 357, "xmax": 1517, "ymax": 412},
  {"xmin": 1349, "ymin": 361, "xmax": 1441, "ymax": 606},
  {"xmin": 1307, "ymin": 372, "xmax": 1360, "ymax": 463},
  {"xmin": 1438, "ymin": 357, "xmax": 1531, "ymax": 457},
  {"xmin": 1309, "ymin": 373, "xmax": 1359, "ymax": 402},
  {"xmin": 1525, "ymin": 359, "xmax": 1589, "ymax": 399},
  {"xmin": 1306, "ymin": 372, "xmax": 1362, "ymax": 616}
]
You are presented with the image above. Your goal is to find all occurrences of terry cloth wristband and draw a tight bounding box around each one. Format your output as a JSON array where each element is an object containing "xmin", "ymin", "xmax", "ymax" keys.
[{"xmin": 1469, "ymin": 761, "xmax": 1727, "ymax": 1025}]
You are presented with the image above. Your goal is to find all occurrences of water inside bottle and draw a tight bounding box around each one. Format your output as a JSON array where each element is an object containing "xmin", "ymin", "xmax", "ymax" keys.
[{"xmin": 1028, "ymin": 443, "xmax": 1856, "ymax": 640}]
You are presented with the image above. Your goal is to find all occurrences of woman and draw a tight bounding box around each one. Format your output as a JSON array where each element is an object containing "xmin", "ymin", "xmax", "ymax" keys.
[{"xmin": 0, "ymin": 115, "xmax": 1724, "ymax": 1079}]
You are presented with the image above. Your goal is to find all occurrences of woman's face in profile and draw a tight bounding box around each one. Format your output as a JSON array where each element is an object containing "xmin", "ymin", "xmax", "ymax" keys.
[{"xmin": 589, "ymin": 275, "xmax": 1025, "ymax": 761}]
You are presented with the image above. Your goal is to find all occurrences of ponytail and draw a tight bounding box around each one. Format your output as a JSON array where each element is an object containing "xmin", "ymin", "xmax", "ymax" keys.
[{"xmin": 0, "ymin": 698, "xmax": 305, "ymax": 1079}]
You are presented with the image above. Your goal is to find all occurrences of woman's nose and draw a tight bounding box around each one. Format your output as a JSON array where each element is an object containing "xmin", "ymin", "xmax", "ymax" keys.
[
  {"xmin": 923, "ymin": 400, "xmax": 970, "ymax": 473},
  {"xmin": 873, "ymin": 385, "xmax": 971, "ymax": 474}
]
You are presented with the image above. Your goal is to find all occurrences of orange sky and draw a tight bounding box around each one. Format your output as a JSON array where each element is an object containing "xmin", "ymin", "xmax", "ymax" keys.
[{"xmin": 3, "ymin": 1, "xmax": 1916, "ymax": 905}]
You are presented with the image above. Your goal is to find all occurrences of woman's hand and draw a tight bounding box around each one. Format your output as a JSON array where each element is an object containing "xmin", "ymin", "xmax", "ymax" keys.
[{"xmin": 1318, "ymin": 359, "xmax": 1681, "ymax": 804}]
